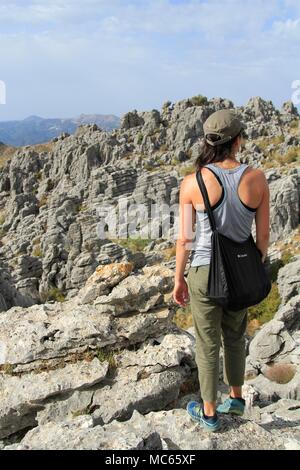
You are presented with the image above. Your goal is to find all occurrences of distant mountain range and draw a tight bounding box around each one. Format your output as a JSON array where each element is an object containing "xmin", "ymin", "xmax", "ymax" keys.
[{"xmin": 0, "ymin": 114, "xmax": 121, "ymax": 146}]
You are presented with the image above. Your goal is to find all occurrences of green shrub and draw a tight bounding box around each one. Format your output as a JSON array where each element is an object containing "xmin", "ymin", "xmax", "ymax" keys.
[
  {"xmin": 144, "ymin": 165, "xmax": 155, "ymax": 172},
  {"xmin": 190, "ymin": 94, "xmax": 208, "ymax": 106},
  {"xmin": 171, "ymin": 157, "xmax": 180, "ymax": 166},
  {"xmin": 247, "ymin": 282, "xmax": 281, "ymax": 325},
  {"xmin": 179, "ymin": 165, "xmax": 195, "ymax": 176},
  {"xmin": 137, "ymin": 133, "xmax": 143, "ymax": 145},
  {"xmin": 111, "ymin": 236, "xmax": 151, "ymax": 252},
  {"xmin": 281, "ymin": 249, "xmax": 294, "ymax": 265},
  {"xmin": 72, "ymin": 407, "xmax": 91, "ymax": 418},
  {"xmin": 76, "ymin": 202, "xmax": 87, "ymax": 213},
  {"xmin": 36, "ymin": 170, "xmax": 43, "ymax": 181},
  {"xmin": 42, "ymin": 287, "xmax": 66, "ymax": 303},
  {"xmin": 97, "ymin": 348, "xmax": 117, "ymax": 370},
  {"xmin": 47, "ymin": 179, "xmax": 55, "ymax": 191}
]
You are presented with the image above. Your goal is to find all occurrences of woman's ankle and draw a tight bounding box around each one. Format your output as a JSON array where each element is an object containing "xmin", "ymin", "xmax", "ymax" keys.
[
  {"xmin": 203, "ymin": 401, "xmax": 216, "ymax": 417},
  {"xmin": 229, "ymin": 386, "xmax": 243, "ymax": 399}
]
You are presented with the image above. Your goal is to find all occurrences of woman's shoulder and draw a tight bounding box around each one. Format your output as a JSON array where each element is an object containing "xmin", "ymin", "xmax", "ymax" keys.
[
  {"xmin": 243, "ymin": 165, "xmax": 268, "ymax": 180},
  {"xmin": 181, "ymin": 166, "xmax": 217, "ymax": 183}
]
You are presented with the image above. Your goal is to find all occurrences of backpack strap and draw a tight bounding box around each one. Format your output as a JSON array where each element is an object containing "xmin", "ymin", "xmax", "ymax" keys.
[{"xmin": 196, "ymin": 169, "xmax": 217, "ymax": 232}]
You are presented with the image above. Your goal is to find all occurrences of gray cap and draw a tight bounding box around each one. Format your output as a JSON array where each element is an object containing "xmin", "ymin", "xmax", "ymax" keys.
[{"xmin": 203, "ymin": 109, "xmax": 245, "ymax": 147}]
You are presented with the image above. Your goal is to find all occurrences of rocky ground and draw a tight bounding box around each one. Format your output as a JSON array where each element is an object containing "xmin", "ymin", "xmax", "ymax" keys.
[{"xmin": 0, "ymin": 94, "xmax": 299, "ymax": 450}]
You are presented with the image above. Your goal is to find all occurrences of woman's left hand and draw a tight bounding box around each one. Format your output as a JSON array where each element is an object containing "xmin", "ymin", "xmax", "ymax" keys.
[{"xmin": 172, "ymin": 279, "xmax": 190, "ymax": 307}]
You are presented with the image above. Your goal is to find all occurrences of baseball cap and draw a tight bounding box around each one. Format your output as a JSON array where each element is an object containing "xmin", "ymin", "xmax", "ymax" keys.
[{"xmin": 203, "ymin": 109, "xmax": 245, "ymax": 147}]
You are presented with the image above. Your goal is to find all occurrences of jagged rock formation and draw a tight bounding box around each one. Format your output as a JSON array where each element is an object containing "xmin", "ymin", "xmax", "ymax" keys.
[
  {"xmin": 0, "ymin": 94, "xmax": 300, "ymax": 450},
  {"xmin": 1, "ymin": 257, "xmax": 300, "ymax": 450},
  {"xmin": 0, "ymin": 95, "xmax": 299, "ymax": 307}
]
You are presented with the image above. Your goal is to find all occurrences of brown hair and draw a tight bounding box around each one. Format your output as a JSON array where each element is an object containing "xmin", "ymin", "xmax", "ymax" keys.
[{"xmin": 195, "ymin": 129, "xmax": 246, "ymax": 170}]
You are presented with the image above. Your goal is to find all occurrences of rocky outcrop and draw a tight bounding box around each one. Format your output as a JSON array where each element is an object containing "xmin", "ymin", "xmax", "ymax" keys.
[
  {"xmin": 277, "ymin": 258, "xmax": 300, "ymax": 306},
  {"xmin": 245, "ymin": 292, "xmax": 300, "ymax": 401},
  {"xmin": 0, "ymin": 359, "xmax": 108, "ymax": 440},
  {"xmin": 0, "ymin": 261, "xmax": 197, "ymax": 442},
  {"xmin": 0, "ymin": 94, "xmax": 299, "ymax": 450},
  {"xmin": 1, "ymin": 253, "xmax": 300, "ymax": 450},
  {"xmin": 5, "ymin": 396, "xmax": 300, "ymax": 450},
  {"xmin": 0, "ymin": 97, "xmax": 299, "ymax": 308},
  {"xmin": 0, "ymin": 94, "xmax": 299, "ymax": 306},
  {"xmin": 268, "ymin": 169, "xmax": 300, "ymax": 243}
]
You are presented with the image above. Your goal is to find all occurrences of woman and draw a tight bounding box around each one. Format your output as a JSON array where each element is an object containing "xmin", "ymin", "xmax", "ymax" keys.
[{"xmin": 172, "ymin": 109, "xmax": 270, "ymax": 432}]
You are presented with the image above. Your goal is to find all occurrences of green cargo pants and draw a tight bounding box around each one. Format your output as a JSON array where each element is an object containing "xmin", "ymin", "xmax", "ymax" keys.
[{"xmin": 186, "ymin": 265, "xmax": 248, "ymax": 402}]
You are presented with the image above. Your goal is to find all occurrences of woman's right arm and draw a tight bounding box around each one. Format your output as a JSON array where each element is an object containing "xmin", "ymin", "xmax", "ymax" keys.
[{"xmin": 255, "ymin": 171, "xmax": 270, "ymax": 263}]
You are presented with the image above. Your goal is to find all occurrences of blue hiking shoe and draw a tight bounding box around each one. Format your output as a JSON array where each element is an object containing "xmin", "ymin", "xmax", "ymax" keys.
[
  {"xmin": 216, "ymin": 396, "xmax": 245, "ymax": 416},
  {"xmin": 186, "ymin": 401, "xmax": 220, "ymax": 432}
]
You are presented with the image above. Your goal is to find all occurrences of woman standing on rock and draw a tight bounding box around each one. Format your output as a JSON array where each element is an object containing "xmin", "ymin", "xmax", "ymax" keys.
[{"xmin": 172, "ymin": 109, "xmax": 270, "ymax": 432}]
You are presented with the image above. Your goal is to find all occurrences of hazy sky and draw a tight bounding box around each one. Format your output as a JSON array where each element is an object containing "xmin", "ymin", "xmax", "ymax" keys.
[{"xmin": 0, "ymin": 0, "xmax": 299, "ymax": 121}]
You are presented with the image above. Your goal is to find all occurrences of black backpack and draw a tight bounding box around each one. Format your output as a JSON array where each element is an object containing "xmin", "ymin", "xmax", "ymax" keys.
[{"xmin": 196, "ymin": 169, "xmax": 272, "ymax": 311}]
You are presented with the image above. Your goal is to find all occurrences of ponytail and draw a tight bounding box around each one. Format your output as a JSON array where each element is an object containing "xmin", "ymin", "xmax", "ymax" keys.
[{"xmin": 195, "ymin": 131, "xmax": 243, "ymax": 170}]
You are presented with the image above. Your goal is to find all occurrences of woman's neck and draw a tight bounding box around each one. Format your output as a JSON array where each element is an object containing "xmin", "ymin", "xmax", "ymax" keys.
[{"xmin": 213, "ymin": 156, "xmax": 240, "ymax": 168}]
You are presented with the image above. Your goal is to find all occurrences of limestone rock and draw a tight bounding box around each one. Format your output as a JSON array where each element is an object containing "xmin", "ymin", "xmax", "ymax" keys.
[
  {"xmin": 277, "ymin": 260, "xmax": 300, "ymax": 307},
  {"xmin": 5, "ymin": 412, "xmax": 162, "ymax": 450},
  {"xmin": 78, "ymin": 262, "xmax": 134, "ymax": 304},
  {"xmin": 0, "ymin": 358, "xmax": 108, "ymax": 439},
  {"xmin": 94, "ymin": 265, "xmax": 174, "ymax": 315}
]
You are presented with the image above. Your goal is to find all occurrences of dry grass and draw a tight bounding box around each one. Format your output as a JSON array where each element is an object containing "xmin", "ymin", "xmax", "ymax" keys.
[
  {"xmin": 162, "ymin": 246, "xmax": 176, "ymax": 261},
  {"xmin": 31, "ymin": 141, "xmax": 54, "ymax": 154},
  {"xmin": 0, "ymin": 210, "xmax": 6, "ymax": 226},
  {"xmin": 110, "ymin": 237, "xmax": 151, "ymax": 252},
  {"xmin": 159, "ymin": 144, "xmax": 169, "ymax": 152},
  {"xmin": 38, "ymin": 194, "xmax": 48, "ymax": 207},
  {"xmin": 275, "ymin": 226, "xmax": 300, "ymax": 258},
  {"xmin": 32, "ymin": 244, "xmax": 42, "ymax": 257},
  {"xmin": 0, "ymin": 140, "xmax": 54, "ymax": 170},
  {"xmin": 172, "ymin": 305, "xmax": 193, "ymax": 330},
  {"xmin": 0, "ymin": 143, "xmax": 16, "ymax": 168},
  {"xmin": 0, "ymin": 363, "xmax": 16, "ymax": 375},
  {"xmin": 179, "ymin": 165, "xmax": 195, "ymax": 176},
  {"xmin": 96, "ymin": 348, "xmax": 118, "ymax": 370},
  {"xmin": 288, "ymin": 119, "xmax": 300, "ymax": 135},
  {"xmin": 246, "ymin": 318, "xmax": 261, "ymax": 337},
  {"xmin": 0, "ymin": 346, "xmax": 120, "ymax": 377},
  {"xmin": 255, "ymin": 135, "xmax": 285, "ymax": 152},
  {"xmin": 269, "ymin": 147, "xmax": 300, "ymax": 166}
]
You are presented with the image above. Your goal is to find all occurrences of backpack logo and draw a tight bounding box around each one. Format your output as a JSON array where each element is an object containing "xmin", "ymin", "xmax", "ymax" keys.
[{"xmin": 237, "ymin": 253, "xmax": 247, "ymax": 258}]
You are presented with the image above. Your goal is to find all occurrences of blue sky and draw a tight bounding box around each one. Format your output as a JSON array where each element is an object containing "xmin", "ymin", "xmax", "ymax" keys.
[{"xmin": 0, "ymin": 0, "xmax": 299, "ymax": 121}]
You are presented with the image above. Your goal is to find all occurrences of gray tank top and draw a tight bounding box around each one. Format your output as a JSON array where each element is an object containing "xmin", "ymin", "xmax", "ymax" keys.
[{"xmin": 190, "ymin": 163, "xmax": 257, "ymax": 267}]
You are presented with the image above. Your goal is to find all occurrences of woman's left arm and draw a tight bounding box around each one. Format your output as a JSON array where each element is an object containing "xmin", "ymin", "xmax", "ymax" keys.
[{"xmin": 172, "ymin": 176, "xmax": 195, "ymax": 307}]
